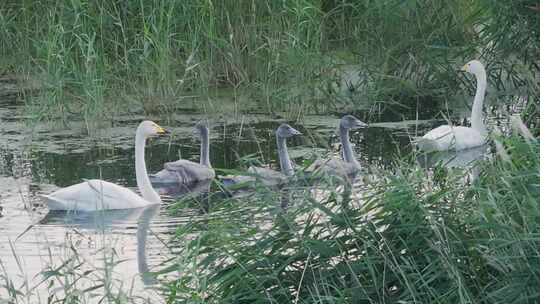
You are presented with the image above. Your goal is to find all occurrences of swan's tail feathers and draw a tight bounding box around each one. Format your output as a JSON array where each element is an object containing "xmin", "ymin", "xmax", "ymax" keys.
[
  {"xmin": 413, "ymin": 137, "xmax": 440, "ymax": 152},
  {"xmin": 39, "ymin": 194, "xmax": 68, "ymax": 211}
]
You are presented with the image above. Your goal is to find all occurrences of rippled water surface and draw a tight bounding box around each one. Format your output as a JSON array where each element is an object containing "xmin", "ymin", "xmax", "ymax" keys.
[{"xmin": 0, "ymin": 98, "xmax": 506, "ymax": 301}]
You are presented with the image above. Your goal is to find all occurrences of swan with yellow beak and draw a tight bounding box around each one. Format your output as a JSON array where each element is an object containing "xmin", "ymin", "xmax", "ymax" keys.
[
  {"xmin": 416, "ymin": 60, "xmax": 488, "ymax": 151},
  {"xmin": 40, "ymin": 121, "xmax": 169, "ymax": 211}
]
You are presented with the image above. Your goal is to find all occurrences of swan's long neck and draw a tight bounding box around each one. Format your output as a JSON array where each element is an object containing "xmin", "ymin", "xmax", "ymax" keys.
[
  {"xmin": 135, "ymin": 132, "xmax": 161, "ymax": 203},
  {"xmin": 200, "ymin": 128, "xmax": 211, "ymax": 168},
  {"xmin": 340, "ymin": 126, "xmax": 360, "ymax": 165},
  {"xmin": 277, "ymin": 135, "xmax": 294, "ymax": 176},
  {"xmin": 471, "ymin": 70, "xmax": 487, "ymax": 135}
]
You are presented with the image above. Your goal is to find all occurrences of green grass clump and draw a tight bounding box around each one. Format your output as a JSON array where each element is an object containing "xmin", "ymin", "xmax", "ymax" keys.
[{"xmin": 164, "ymin": 135, "xmax": 540, "ymax": 303}]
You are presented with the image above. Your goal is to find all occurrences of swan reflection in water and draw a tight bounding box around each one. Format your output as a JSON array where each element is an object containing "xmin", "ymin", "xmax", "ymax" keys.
[
  {"xmin": 39, "ymin": 180, "xmax": 212, "ymax": 288},
  {"xmin": 40, "ymin": 205, "xmax": 160, "ymax": 286},
  {"xmin": 417, "ymin": 145, "xmax": 490, "ymax": 181}
]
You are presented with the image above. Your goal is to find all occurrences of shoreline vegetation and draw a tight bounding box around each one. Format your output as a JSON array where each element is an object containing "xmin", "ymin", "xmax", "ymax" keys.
[
  {"xmin": 0, "ymin": 1, "xmax": 539, "ymax": 303},
  {"xmin": 2, "ymin": 132, "xmax": 538, "ymax": 303},
  {"xmin": 0, "ymin": 1, "xmax": 538, "ymax": 131},
  {"xmin": 166, "ymin": 134, "xmax": 540, "ymax": 303}
]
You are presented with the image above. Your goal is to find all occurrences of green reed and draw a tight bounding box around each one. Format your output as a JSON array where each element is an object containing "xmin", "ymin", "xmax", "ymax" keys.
[
  {"xmin": 1, "ymin": 0, "xmax": 537, "ymax": 123},
  {"xmin": 0, "ymin": 234, "xmax": 147, "ymax": 303},
  {"xmin": 163, "ymin": 134, "xmax": 540, "ymax": 303}
]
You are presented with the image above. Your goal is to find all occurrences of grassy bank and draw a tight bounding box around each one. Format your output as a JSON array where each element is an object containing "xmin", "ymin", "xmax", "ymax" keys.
[
  {"xmin": 164, "ymin": 133, "xmax": 540, "ymax": 303},
  {"xmin": 0, "ymin": 0, "xmax": 538, "ymax": 127}
]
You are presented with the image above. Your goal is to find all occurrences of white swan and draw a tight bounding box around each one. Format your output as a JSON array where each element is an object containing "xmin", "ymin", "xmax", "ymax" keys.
[
  {"xmin": 417, "ymin": 60, "xmax": 487, "ymax": 151},
  {"xmin": 220, "ymin": 123, "xmax": 301, "ymax": 188},
  {"xmin": 40, "ymin": 121, "xmax": 169, "ymax": 211},
  {"xmin": 307, "ymin": 115, "xmax": 367, "ymax": 180},
  {"xmin": 150, "ymin": 121, "xmax": 215, "ymax": 186}
]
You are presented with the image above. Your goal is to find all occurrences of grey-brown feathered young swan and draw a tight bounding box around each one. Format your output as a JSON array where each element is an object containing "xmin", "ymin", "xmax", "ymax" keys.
[
  {"xmin": 150, "ymin": 121, "xmax": 215, "ymax": 186},
  {"xmin": 307, "ymin": 115, "xmax": 368, "ymax": 181},
  {"xmin": 220, "ymin": 123, "xmax": 301, "ymax": 187}
]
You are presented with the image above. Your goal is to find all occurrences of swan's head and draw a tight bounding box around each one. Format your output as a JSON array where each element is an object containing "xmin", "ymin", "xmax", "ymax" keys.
[
  {"xmin": 276, "ymin": 124, "xmax": 301, "ymax": 138},
  {"xmin": 137, "ymin": 120, "xmax": 169, "ymax": 138},
  {"xmin": 461, "ymin": 60, "xmax": 485, "ymax": 76},
  {"xmin": 340, "ymin": 115, "xmax": 368, "ymax": 130},
  {"xmin": 194, "ymin": 120, "xmax": 210, "ymax": 138}
]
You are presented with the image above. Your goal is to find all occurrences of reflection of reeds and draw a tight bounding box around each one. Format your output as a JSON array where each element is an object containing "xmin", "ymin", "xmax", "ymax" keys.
[
  {"xmin": 2, "ymin": 231, "xmax": 130, "ymax": 302},
  {"xmin": 1, "ymin": 204, "xmax": 164, "ymax": 303}
]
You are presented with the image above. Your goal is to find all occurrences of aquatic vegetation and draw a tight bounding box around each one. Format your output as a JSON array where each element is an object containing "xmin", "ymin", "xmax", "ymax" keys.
[
  {"xmin": 164, "ymin": 134, "xmax": 540, "ymax": 303},
  {"xmin": 0, "ymin": 112, "xmax": 537, "ymax": 302}
]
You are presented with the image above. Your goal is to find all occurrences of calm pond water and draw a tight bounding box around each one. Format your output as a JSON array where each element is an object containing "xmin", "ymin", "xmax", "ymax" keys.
[{"xmin": 0, "ymin": 98, "xmax": 508, "ymax": 301}]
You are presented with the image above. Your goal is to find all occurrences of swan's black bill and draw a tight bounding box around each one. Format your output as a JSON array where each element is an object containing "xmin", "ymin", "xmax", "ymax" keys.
[
  {"xmin": 291, "ymin": 129, "xmax": 302, "ymax": 135},
  {"xmin": 355, "ymin": 121, "xmax": 368, "ymax": 128}
]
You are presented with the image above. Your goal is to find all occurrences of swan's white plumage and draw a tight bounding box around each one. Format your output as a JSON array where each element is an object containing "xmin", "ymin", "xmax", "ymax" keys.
[
  {"xmin": 418, "ymin": 60, "xmax": 488, "ymax": 152},
  {"xmin": 40, "ymin": 120, "xmax": 167, "ymax": 211},
  {"xmin": 417, "ymin": 125, "xmax": 485, "ymax": 152},
  {"xmin": 40, "ymin": 180, "xmax": 152, "ymax": 211}
]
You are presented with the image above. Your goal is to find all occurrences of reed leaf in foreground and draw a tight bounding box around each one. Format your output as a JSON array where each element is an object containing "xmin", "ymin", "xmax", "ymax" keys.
[{"xmin": 165, "ymin": 135, "xmax": 540, "ymax": 303}]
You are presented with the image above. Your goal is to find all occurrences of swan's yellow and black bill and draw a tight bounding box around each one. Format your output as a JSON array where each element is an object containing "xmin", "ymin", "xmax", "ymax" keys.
[
  {"xmin": 460, "ymin": 64, "xmax": 469, "ymax": 72},
  {"xmin": 155, "ymin": 125, "xmax": 170, "ymax": 135}
]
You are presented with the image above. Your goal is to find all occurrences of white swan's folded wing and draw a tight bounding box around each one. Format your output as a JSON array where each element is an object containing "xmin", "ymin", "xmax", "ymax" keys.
[
  {"xmin": 416, "ymin": 125, "xmax": 455, "ymax": 151},
  {"xmin": 41, "ymin": 179, "xmax": 149, "ymax": 211},
  {"xmin": 416, "ymin": 126, "xmax": 485, "ymax": 151}
]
